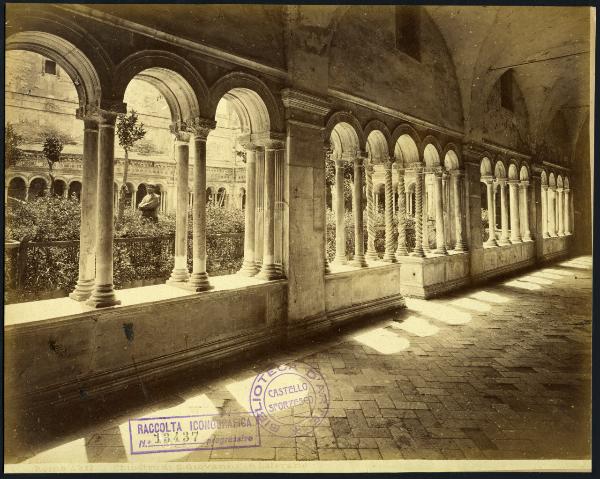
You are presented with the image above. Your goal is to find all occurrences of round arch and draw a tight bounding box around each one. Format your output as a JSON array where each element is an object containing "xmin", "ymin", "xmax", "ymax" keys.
[
  {"xmin": 540, "ymin": 170, "xmax": 548, "ymax": 186},
  {"xmin": 394, "ymin": 134, "xmax": 420, "ymax": 167},
  {"xmin": 519, "ymin": 165, "xmax": 530, "ymax": 181},
  {"xmin": 68, "ymin": 180, "xmax": 82, "ymax": 200},
  {"xmin": 7, "ymin": 31, "xmax": 102, "ymax": 106},
  {"xmin": 7, "ymin": 177, "xmax": 27, "ymax": 201},
  {"xmin": 557, "ymin": 175, "xmax": 564, "ymax": 188},
  {"xmin": 366, "ymin": 129, "xmax": 390, "ymax": 164},
  {"xmin": 494, "ymin": 160, "xmax": 507, "ymax": 179},
  {"xmin": 443, "ymin": 149, "xmax": 460, "ymax": 171},
  {"xmin": 423, "ymin": 142, "xmax": 441, "ymax": 167},
  {"xmin": 325, "ymin": 111, "xmax": 365, "ymax": 152},
  {"xmin": 329, "ymin": 121, "xmax": 362, "ymax": 160},
  {"xmin": 364, "ymin": 120, "xmax": 392, "ymax": 159},
  {"xmin": 114, "ymin": 51, "xmax": 209, "ymax": 119},
  {"xmin": 549, "ymin": 172, "xmax": 556, "ymax": 187},
  {"xmin": 480, "ymin": 157, "xmax": 493, "ymax": 177},
  {"xmin": 508, "ymin": 163, "xmax": 519, "ymax": 180},
  {"xmin": 209, "ymin": 72, "xmax": 283, "ymax": 133}
]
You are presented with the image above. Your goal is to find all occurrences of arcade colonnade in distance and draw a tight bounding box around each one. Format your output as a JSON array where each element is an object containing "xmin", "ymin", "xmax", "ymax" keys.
[{"xmin": 3, "ymin": 4, "xmax": 589, "ymax": 408}]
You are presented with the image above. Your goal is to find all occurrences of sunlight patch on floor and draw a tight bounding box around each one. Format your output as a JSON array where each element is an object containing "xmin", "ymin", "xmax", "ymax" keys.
[
  {"xmin": 225, "ymin": 376, "xmax": 256, "ymax": 413},
  {"xmin": 353, "ymin": 328, "xmax": 410, "ymax": 354},
  {"xmin": 405, "ymin": 297, "xmax": 472, "ymax": 325},
  {"xmin": 390, "ymin": 315, "xmax": 440, "ymax": 337},
  {"xmin": 450, "ymin": 297, "xmax": 492, "ymax": 312},
  {"xmin": 504, "ymin": 279, "xmax": 542, "ymax": 290},
  {"xmin": 24, "ymin": 438, "xmax": 87, "ymax": 464},
  {"xmin": 519, "ymin": 275, "xmax": 553, "ymax": 285},
  {"xmin": 469, "ymin": 291, "xmax": 510, "ymax": 304},
  {"xmin": 542, "ymin": 268, "xmax": 572, "ymax": 276},
  {"xmin": 530, "ymin": 271, "xmax": 563, "ymax": 280}
]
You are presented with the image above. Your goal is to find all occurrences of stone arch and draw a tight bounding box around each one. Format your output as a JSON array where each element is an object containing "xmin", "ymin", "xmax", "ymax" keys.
[
  {"xmin": 53, "ymin": 178, "xmax": 67, "ymax": 196},
  {"xmin": 508, "ymin": 163, "xmax": 519, "ymax": 180},
  {"xmin": 391, "ymin": 125, "xmax": 421, "ymax": 166},
  {"xmin": 423, "ymin": 141, "xmax": 441, "ymax": 168},
  {"xmin": 325, "ymin": 111, "xmax": 365, "ymax": 154},
  {"xmin": 494, "ymin": 160, "xmax": 507, "ymax": 179},
  {"xmin": 557, "ymin": 175, "xmax": 564, "ymax": 188},
  {"xmin": 366, "ymin": 129, "xmax": 390, "ymax": 165},
  {"xmin": 564, "ymin": 177, "xmax": 570, "ymax": 189},
  {"xmin": 29, "ymin": 177, "xmax": 48, "ymax": 198},
  {"xmin": 549, "ymin": 172, "xmax": 556, "ymax": 187},
  {"xmin": 6, "ymin": 31, "xmax": 102, "ymax": 107},
  {"xmin": 519, "ymin": 165, "xmax": 530, "ymax": 181},
  {"xmin": 114, "ymin": 51, "xmax": 208, "ymax": 120},
  {"xmin": 329, "ymin": 121, "xmax": 362, "ymax": 160},
  {"xmin": 480, "ymin": 157, "xmax": 493, "ymax": 177},
  {"xmin": 68, "ymin": 180, "xmax": 82, "ymax": 200},
  {"xmin": 7, "ymin": 176, "xmax": 27, "ymax": 201},
  {"xmin": 209, "ymin": 72, "xmax": 283, "ymax": 133},
  {"xmin": 217, "ymin": 186, "xmax": 227, "ymax": 207},
  {"xmin": 540, "ymin": 170, "xmax": 548, "ymax": 186},
  {"xmin": 364, "ymin": 120, "xmax": 392, "ymax": 160},
  {"xmin": 443, "ymin": 149, "xmax": 460, "ymax": 171}
]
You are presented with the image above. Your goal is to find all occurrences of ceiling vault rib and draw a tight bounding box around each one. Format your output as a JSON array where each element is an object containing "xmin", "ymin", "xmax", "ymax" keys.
[{"xmin": 489, "ymin": 50, "xmax": 590, "ymax": 71}]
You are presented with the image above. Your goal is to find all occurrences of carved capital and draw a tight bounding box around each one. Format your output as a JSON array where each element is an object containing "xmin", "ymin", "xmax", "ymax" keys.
[
  {"xmin": 187, "ymin": 117, "xmax": 217, "ymax": 139},
  {"xmin": 383, "ymin": 159, "xmax": 394, "ymax": 171},
  {"xmin": 481, "ymin": 175, "xmax": 494, "ymax": 185},
  {"xmin": 170, "ymin": 123, "xmax": 191, "ymax": 143}
]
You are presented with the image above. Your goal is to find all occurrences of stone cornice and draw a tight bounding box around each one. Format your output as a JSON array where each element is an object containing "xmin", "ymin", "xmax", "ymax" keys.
[
  {"xmin": 477, "ymin": 140, "xmax": 531, "ymax": 161},
  {"xmin": 541, "ymin": 160, "xmax": 571, "ymax": 172},
  {"xmin": 328, "ymin": 88, "xmax": 464, "ymax": 139},
  {"xmin": 57, "ymin": 5, "xmax": 288, "ymax": 81},
  {"xmin": 281, "ymin": 89, "xmax": 331, "ymax": 117}
]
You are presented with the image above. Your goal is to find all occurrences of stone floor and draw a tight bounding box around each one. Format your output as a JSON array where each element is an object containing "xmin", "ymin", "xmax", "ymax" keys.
[{"xmin": 5, "ymin": 256, "xmax": 592, "ymax": 465}]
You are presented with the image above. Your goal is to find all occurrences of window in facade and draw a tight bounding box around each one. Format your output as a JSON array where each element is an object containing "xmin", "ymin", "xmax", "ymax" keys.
[
  {"xmin": 395, "ymin": 6, "xmax": 421, "ymax": 62},
  {"xmin": 500, "ymin": 69, "xmax": 514, "ymax": 112},
  {"xmin": 43, "ymin": 59, "xmax": 58, "ymax": 76}
]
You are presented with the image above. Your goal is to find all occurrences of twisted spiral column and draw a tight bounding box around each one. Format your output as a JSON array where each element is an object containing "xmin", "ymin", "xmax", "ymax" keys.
[
  {"xmin": 395, "ymin": 165, "xmax": 408, "ymax": 258},
  {"xmin": 365, "ymin": 162, "xmax": 378, "ymax": 262},
  {"xmin": 411, "ymin": 165, "xmax": 425, "ymax": 257},
  {"xmin": 422, "ymin": 172, "xmax": 430, "ymax": 254},
  {"xmin": 382, "ymin": 160, "xmax": 396, "ymax": 262}
]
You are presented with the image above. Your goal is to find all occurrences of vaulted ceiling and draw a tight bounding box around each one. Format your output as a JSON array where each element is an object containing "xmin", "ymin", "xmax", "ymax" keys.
[{"xmin": 425, "ymin": 6, "xmax": 591, "ymax": 149}]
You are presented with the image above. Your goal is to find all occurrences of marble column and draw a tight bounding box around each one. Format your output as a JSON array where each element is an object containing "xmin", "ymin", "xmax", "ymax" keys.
[
  {"xmin": 483, "ymin": 176, "xmax": 497, "ymax": 247},
  {"xmin": 509, "ymin": 179, "xmax": 521, "ymax": 243},
  {"xmin": 541, "ymin": 185, "xmax": 550, "ymax": 238},
  {"xmin": 350, "ymin": 154, "xmax": 367, "ymax": 267},
  {"xmin": 433, "ymin": 168, "xmax": 447, "ymax": 255},
  {"xmin": 255, "ymin": 149, "xmax": 265, "ymax": 268},
  {"xmin": 70, "ymin": 115, "xmax": 99, "ymax": 301},
  {"xmin": 365, "ymin": 162, "xmax": 378, "ymax": 262},
  {"xmin": 238, "ymin": 144, "xmax": 259, "ymax": 276},
  {"xmin": 498, "ymin": 179, "xmax": 510, "ymax": 245},
  {"xmin": 274, "ymin": 149, "xmax": 285, "ymax": 275},
  {"xmin": 167, "ymin": 130, "xmax": 191, "ymax": 285},
  {"xmin": 451, "ymin": 170, "xmax": 467, "ymax": 251},
  {"xmin": 520, "ymin": 180, "xmax": 532, "ymax": 241},
  {"xmin": 258, "ymin": 141, "xmax": 283, "ymax": 279},
  {"xmin": 411, "ymin": 166, "xmax": 425, "ymax": 257},
  {"xmin": 188, "ymin": 119, "xmax": 216, "ymax": 291},
  {"xmin": 422, "ymin": 175, "xmax": 430, "ymax": 254},
  {"xmin": 324, "ymin": 145, "xmax": 333, "ymax": 273},
  {"xmin": 24, "ymin": 186, "xmax": 30, "ymax": 201},
  {"xmin": 548, "ymin": 186, "xmax": 557, "ymax": 237},
  {"xmin": 564, "ymin": 188, "xmax": 571, "ymax": 235},
  {"xmin": 383, "ymin": 160, "xmax": 397, "ymax": 262},
  {"xmin": 332, "ymin": 158, "xmax": 347, "ymax": 265},
  {"xmin": 86, "ymin": 110, "xmax": 120, "ymax": 308},
  {"xmin": 557, "ymin": 187, "xmax": 564, "ymax": 236},
  {"xmin": 395, "ymin": 165, "xmax": 408, "ymax": 257}
]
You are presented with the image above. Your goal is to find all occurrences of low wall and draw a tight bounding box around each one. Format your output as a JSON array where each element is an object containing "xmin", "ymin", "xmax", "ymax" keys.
[
  {"xmin": 325, "ymin": 263, "xmax": 405, "ymax": 324},
  {"xmin": 473, "ymin": 241, "xmax": 536, "ymax": 283},
  {"xmin": 399, "ymin": 252, "xmax": 470, "ymax": 299},
  {"xmin": 541, "ymin": 235, "xmax": 571, "ymax": 262},
  {"xmin": 5, "ymin": 281, "xmax": 287, "ymax": 407}
]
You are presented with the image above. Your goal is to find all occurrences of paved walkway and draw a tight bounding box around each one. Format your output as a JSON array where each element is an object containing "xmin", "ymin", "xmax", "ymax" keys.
[{"xmin": 6, "ymin": 256, "xmax": 592, "ymax": 464}]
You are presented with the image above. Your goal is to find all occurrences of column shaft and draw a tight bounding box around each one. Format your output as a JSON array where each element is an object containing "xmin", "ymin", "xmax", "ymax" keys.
[
  {"xmin": 520, "ymin": 182, "xmax": 532, "ymax": 241},
  {"xmin": 484, "ymin": 178, "xmax": 497, "ymax": 246},
  {"xmin": 350, "ymin": 156, "xmax": 367, "ymax": 267},
  {"xmin": 411, "ymin": 167, "xmax": 425, "ymax": 257},
  {"xmin": 499, "ymin": 181, "xmax": 510, "ymax": 245},
  {"xmin": 71, "ymin": 119, "xmax": 99, "ymax": 301},
  {"xmin": 433, "ymin": 170, "xmax": 447, "ymax": 254},
  {"xmin": 383, "ymin": 161, "xmax": 397, "ymax": 262},
  {"xmin": 365, "ymin": 164, "xmax": 378, "ymax": 261},
  {"xmin": 239, "ymin": 146, "xmax": 258, "ymax": 275},
  {"xmin": 255, "ymin": 151, "xmax": 265, "ymax": 267},
  {"xmin": 395, "ymin": 167, "xmax": 408, "ymax": 257},
  {"xmin": 422, "ymin": 177, "xmax": 430, "ymax": 253},
  {"xmin": 86, "ymin": 112, "xmax": 120, "ymax": 308},
  {"xmin": 557, "ymin": 188, "xmax": 564, "ymax": 236},
  {"xmin": 509, "ymin": 181, "xmax": 521, "ymax": 242},
  {"xmin": 541, "ymin": 186, "xmax": 549, "ymax": 238},
  {"xmin": 167, "ymin": 138, "xmax": 190, "ymax": 284},
  {"xmin": 564, "ymin": 189, "xmax": 571, "ymax": 234},
  {"xmin": 188, "ymin": 135, "xmax": 212, "ymax": 290},
  {"xmin": 333, "ymin": 159, "xmax": 346, "ymax": 264},
  {"xmin": 452, "ymin": 171, "xmax": 466, "ymax": 251},
  {"xmin": 548, "ymin": 187, "xmax": 556, "ymax": 236},
  {"xmin": 258, "ymin": 146, "xmax": 281, "ymax": 279}
]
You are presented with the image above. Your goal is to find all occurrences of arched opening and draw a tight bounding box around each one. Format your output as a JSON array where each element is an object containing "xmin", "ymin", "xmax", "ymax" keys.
[
  {"xmin": 494, "ymin": 161, "xmax": 508, "ymax": 240},
  {"xmin": 443, "ymin": 150, "xmax": 460, "ymax": 248},
  {"xmin": 239, "ymin": 187, "xmax": 246, "ymax": 210},
  {"xmin": 7, "ymin": 177, "xmax": 27, "ymax": 201},
  {"xmin": 125, "ymin": 182, "xmax": 135, "ymax": 210},
  {"xmin": 206, "ymin": 187, "xmax": 214, "ymax": 206},
  {"xmin": 480, "ymin": 157, "xmax": 494, "ymax": 244},
  {"xmin": 136, "ymin": 183, "xmax": 148, "ymax": 207},
  {"xmin": 29, "ymin": 177, "xmax": 47, "ymax": 199},
  {"xmin": 68, "ymin": 180, "xmax": 82, "ymax": 201},
  {"xmin": 53, "ymin": 179, "xmax": 67, "ymax": 198},
  {"xmin": 423, "ymin": 143, "xmax": 441, "ymax": 249},
  {"xmin": 216, "ymin": 187, "xmax": 227, "ymax": 208},
  {"xmin": 375, "ymin": 183, "xmax": 385, "ymax": 213}
]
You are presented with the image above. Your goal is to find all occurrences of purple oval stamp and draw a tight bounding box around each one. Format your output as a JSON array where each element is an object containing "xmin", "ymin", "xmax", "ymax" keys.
[{"xmin": 249, "ymin": 360, "xmax": 330, "ymax": 437}]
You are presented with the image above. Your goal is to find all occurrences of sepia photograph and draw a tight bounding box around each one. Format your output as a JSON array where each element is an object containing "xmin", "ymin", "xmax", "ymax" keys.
[{"xmin": 3, "ymin": 2, "xmax": 594, "ymax": 473}]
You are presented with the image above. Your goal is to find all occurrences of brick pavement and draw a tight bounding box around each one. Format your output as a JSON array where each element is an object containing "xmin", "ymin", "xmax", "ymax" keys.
[{"xmin": 7, "ymin": 256, "xmax": 592, "ymax": 463}]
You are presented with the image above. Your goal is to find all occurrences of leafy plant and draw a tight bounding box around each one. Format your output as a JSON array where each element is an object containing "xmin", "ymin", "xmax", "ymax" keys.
[
  {"xmin": 42, "ymin": 134, "xmax": 63, "ymax": 196},
  {"xmin": 116, "ymin": 110, "xmax": 146, "ymax": 221}
]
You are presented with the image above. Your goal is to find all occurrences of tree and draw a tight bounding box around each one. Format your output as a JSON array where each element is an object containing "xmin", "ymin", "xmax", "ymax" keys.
[
  {"xmin": 325, "ymin": 154, "xmax": 354, "ymax": 209},
  {"xmin": 42, "ymin": 134, "xmax": 63, "ymax": 196},
  {"xmin": 116, "ymin": 110, "xmax": 146, "ymax": 222},
  {"xmin": 5, "ymin": 123, "xmax": 23, "ymax": 168}
]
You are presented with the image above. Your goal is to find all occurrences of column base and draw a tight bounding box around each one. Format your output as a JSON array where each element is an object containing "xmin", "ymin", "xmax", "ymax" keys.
[
  {"xmin": 498, "ymin": 237, "xmax": 511, "ymax": 246},
  {"xmin": 349, "ymin": 254, "xmax": 368, "ymax": 268},
  {"xmin": 256, "ymin": 263, "xmax": 282, "ymax": 280},
  {"xmin": 510, "ymin": 238, "xmax": 522, "ymax": 244},
  {"xmin": 485, "ymin": 239, "xmax": 498, "ymax": 247},
  {"xmin": 433, "ymin": 247, "xmax": 448, "ymax": 255},
  {"xmin": 324, "ymin": 257, "xmax": 331, "ymax": 274},
  {"xmin": 331, "ymin": 256, "xmax": 347, "ymax": 266},
  {"xmin": 238, "ymin": 259, "xmax": 259, "ymax": 277},
  {"xmin": 365, "ymin": 249, "xmax": 379, "ymax": 262},
  {"xmin": 522, "ymin": 234, "xmax": 533, "ymax": 242},
  {"xmin": 187, "ymin": 272, "xmax": 213, "ymax": 292},
  {"xmin": 395, "ymin": 245, "xmax": 409, "ymax": 258},
  {"xmin": 410, "ymin": 246, "xmax": 426, "ymax": 258},
  {"xmin": 167, "ymin": 269, "xmax": 189, "ymax": 284},
  {"xmin": 69, "ymin": 278, "xmax": 95, "ymax": 301},
  {"xmin": 382, "ymin": 251, "xmax": 397, "ymax": 263},
  {"xmin": 86, "ymin": 284, "xmax": 121, "ymax": 308},
  {"xmin": 543, "ymin": 233, "xmax": 551, "ymax": 239},
  {"xmin": 454, "ymin": 241, "xmax": 468, "ymax": 252}
]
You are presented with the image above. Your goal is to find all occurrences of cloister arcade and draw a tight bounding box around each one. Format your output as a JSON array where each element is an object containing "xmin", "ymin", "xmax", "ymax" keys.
[{"xmin": 4, "ymin": 4, "xmax": 588, "ymax": 421}]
